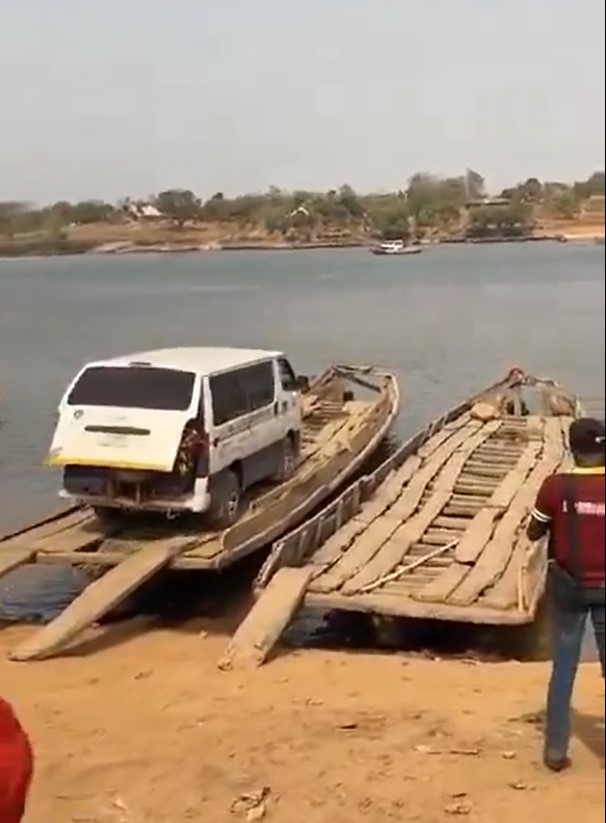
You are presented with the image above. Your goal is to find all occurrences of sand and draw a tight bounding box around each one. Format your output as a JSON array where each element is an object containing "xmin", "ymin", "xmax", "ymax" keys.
[{"xmin": 0, "ymin": 622, "xmax": 603, "ymax": 823}]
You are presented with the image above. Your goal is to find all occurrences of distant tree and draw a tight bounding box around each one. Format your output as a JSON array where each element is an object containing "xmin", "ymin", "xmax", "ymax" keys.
[
  {"xmin": 69, "ymin": 200, "xmax": 115, "ymax": 224},
  {"xmin": 407, "ymin": 173, "xmax": 466, "ymax": 225},
  {"xmin": 550, "ymin": 189, "xmax": 578, "ymax": 219},
  {"xmin": 154, "ymin": 189, "xmax": 201, "ymax": 228},
  {"xmin": 465, "ymin": 168, "xmax": 485, "ymax": 200},
  {"xmin": 0, "ymin": 201, "xmax": 32, "ymax": 236},
  {"xmin": 365, "ymin": 196, "xmax": 410, "ymax": 240},
  {"xmin": 573, "ymin": 170, "xmax": 605, "ymax": 199},
  {"xmin": 519, "ymin": 177, "xmax": 543, "ymax": 202},
  {"xmin": 338, "ymin": 184, "xmax": 365, "ymax": 218}
]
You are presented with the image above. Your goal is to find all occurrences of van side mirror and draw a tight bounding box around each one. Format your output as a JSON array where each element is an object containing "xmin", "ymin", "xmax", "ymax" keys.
[{"xmin": 295, "ymin": 375, "xmax": 310, "ymax": 393}]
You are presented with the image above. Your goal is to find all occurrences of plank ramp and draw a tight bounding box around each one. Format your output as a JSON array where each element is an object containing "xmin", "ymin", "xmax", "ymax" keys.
[
  {"xmin": 8, "ymin": 539, "xmax": 186, "ymax": 662},
  {"xmin": 218, "ymin": 567, "xmax": 313, "ymax": 670}
]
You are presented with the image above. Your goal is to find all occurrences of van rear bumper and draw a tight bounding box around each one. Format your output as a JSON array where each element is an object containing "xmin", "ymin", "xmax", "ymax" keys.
[{"xmin": 59, "ymin": 477, "xmax": 211, "ymax": 515}]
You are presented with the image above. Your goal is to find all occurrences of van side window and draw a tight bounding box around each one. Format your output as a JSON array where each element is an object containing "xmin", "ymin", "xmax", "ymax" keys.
[
  {"xmin": 210, "ymin": 372, "xmax": 248, "ymax": 426},
  {"xmin": 210, "ymin": 362, "xmax": 275, "ymax": 425},
  {"xmin": 278, "ymin": 358, "xmax": 297, "ymax": 391},
  {"xmin": 242, "ymin": 362, "xmax": 275, "ymax": 411}
]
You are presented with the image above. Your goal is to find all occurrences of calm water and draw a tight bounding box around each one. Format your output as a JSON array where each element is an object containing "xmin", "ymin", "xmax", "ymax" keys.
[{"xmin": 0, "ymin": 242, "xmax": 604, "ymax": 533}]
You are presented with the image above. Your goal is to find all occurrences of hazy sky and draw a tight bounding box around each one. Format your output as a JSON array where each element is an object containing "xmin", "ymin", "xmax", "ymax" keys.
[{"xmin": 1, "ymin": 0, "xmax": 604, "ymax": 203}]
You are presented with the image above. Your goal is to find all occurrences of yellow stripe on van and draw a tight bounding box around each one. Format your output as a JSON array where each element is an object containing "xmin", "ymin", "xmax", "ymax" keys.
[{"xmin": 44, "ymin": 454, "xmax": 171, "ymax": 472}]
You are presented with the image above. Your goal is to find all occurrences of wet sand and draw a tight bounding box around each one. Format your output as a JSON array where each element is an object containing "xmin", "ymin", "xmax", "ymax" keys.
[{"xmin": 1, "ymin": 622, "xmax": 603, "ymax": 823}]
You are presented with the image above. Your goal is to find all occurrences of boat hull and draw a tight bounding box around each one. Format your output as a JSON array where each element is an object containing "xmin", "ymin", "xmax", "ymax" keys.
[{"xmin": 255, "ymin": 370, "xmax": 581, "ymax": 628}]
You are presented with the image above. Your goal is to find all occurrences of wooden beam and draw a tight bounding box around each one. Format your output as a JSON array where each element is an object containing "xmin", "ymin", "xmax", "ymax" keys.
[
  {"xmin": 9, "ymin": 538, "xmax": 188, "ymax": 662},
  {"xmin": 218, "ymin": 567, "xmax": 313, "ymax": 670}
]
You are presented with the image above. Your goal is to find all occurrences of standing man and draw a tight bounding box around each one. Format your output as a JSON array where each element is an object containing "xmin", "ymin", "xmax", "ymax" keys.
[
  {"xmin": 526, "ymin": 417, "xmax": 605, "ymax": 772},
  {"xmin": 0, "ymin": 696, "xmax": 33, "ymax": 823}
]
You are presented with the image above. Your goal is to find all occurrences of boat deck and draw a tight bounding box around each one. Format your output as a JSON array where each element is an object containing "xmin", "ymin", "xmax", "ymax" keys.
[{"xmin": 278, "ymin": 413, "xmax": 571, "ymax": 625}]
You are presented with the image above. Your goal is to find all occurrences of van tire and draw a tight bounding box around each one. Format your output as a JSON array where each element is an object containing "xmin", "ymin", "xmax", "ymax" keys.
[
  {"xmin": 272, "ymin": 436, "xmax": 298, "ymax": 483},
  {"xmin": 208, "ymin": 470, "xmax": 241, "ymax": 529}
]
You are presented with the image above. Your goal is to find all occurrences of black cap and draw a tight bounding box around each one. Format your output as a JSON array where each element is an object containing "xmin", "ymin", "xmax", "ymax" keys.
[{"xmin": 569, "ymin": 417, "xmax": 606, "ymax": 455}]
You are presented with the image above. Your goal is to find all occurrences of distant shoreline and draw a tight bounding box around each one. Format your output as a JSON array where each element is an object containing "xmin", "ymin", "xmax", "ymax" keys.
[{"xmin": 1, "ymin": 231, "xmax": 603, "ymax": 259}]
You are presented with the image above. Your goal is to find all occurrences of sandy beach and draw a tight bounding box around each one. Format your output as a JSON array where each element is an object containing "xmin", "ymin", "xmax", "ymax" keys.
[{"xmin": 1, "ymin": 621, "xmax": 603, "ymax": 823}]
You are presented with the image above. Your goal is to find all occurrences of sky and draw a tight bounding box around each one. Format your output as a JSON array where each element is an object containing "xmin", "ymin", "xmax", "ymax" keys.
[{"xmin": 0, "ymin": 0, "xmax": 604, "ymax": 203}]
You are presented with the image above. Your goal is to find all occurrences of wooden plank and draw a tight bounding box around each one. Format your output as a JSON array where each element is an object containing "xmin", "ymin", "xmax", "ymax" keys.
[
  {"xmin": 1, "ymin": 509, "xmax": 95, "ymax": 550},
  {"xmin": 445, "ymin": 418, "xmax": 564, "ymax": 607},
  {"xmin": 340, "ymin": 492, "xmax": 451, "ymax": 594},
  {"xmin": 414, "ymin": 432, "xmax": 545, "ymax": 602},
  {"xmin": 218, "ymin": 567, "xmax": 313, "ymax": 670},
  {"xmin": 339, "ymin": 421, "xmax": 502, "ymax": 593},
  {"xmin": 0, "ymin": 548, "xmax": 36, "ymax": 580},
  {"xmin": 305, "ymin": 590, "xmax": 532, "ymax": 626},
  {"xmin": 359, "ymin": 540, "xmax": 458, "ymax": 593},
  {"xmin": 452, "ymin": 509, "xmax": 503, "ymax": 564},
  {"xmin": 453, "ymin": 442, "xmax": 541, "ymax": 564},
  {"xmin": 480, "ymin": 534, "xmax": 532, "ymax": 611},
  {"xmin": 310, "ymin": 420, "xmax": 486, "ymax": 593},
  {"xmin": 488, "ymin": 442, "xmax": 542, "ymax": 508},
  {"xmin": 310, "ymin": 455, "xmax": 421, "ymax": 571},
  {"xmin": 8, "ymin": 539, "xmax": 186, "ymax": 662},
  {"xmin": 482, "ymin": 433, "xmax": 569, "ymax": 611},
  {"xmin": 352, "ymin": 456, "xmax": 421, "ymax": 525}
]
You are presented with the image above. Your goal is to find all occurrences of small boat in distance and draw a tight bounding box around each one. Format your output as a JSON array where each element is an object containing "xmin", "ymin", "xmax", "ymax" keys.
[{"xmin": 370, "ymin": 239, "xmax": 423, "ymax": 256}]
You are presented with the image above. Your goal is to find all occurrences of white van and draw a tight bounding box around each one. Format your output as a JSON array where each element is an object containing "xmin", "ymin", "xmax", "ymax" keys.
[{"xmin": 47, "ymin": 347, "xmax": 308, "ymax": 526}]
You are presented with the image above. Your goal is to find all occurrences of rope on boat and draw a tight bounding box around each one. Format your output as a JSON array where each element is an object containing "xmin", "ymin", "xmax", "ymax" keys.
[{"xmin": 359, "ymin": 538, "xmax": 460, "ymax": 594}]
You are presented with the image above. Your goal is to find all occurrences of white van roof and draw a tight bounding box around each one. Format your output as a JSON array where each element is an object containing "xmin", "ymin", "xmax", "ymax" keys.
[{"xmin": 90, "ymin": 347, "xmax": 282, "ymax": 377}]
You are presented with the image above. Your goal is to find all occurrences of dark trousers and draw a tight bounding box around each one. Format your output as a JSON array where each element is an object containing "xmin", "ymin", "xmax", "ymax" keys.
[{"xmin": 545, "ymin": 601, "xmax": 605, "ymax": 761}]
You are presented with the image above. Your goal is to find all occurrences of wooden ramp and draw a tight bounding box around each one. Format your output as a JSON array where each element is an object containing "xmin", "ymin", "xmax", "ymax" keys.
[
  {"xmin": 8, "ymin": 540, "xmax": 186, "ymax": 662},
  {"xmin": 218, "ymin": 567, "xmax": 313, "ymax": 670}
]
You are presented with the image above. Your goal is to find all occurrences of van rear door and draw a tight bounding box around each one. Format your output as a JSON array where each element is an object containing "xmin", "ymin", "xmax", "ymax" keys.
[{"xmin": 46, "ymin": 366, "xmax": 198, "ymax": 473}]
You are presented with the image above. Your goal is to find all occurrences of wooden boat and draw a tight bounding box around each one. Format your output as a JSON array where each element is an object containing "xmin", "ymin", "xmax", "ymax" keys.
[
  {"xmin": 222, "ymin": 369, "xmax": 582, "ymax": 669},
  {"xmin": 0, "ymin": 364, "xmax": 399, "ymax": 662}
]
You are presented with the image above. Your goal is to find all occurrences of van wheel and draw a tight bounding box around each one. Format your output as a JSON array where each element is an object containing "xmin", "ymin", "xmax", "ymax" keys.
[
  {"xmin": 208, "ymin": 471, "xmax": 241, "ymax": 529},
  {"xmin": 273, "ymin": 437, "xmax": 298, "ymax": 483}
]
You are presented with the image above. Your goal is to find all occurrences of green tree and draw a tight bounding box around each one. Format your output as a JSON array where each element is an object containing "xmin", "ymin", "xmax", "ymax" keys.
[
  {"xmin": 154, "ymin": 189, "xmax": 201, "ymax": 228},
  {"xmin": 69, "ymin": 200, "xmax": 116, "ymax": 224}
]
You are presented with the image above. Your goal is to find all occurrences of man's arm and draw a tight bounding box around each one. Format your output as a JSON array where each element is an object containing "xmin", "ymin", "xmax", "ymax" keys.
[{"xmin": 526, "ymin": 476, "xmax": 555, "ymax": 542}]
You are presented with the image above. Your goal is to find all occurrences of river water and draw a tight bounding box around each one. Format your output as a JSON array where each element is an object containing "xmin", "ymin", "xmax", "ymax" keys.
[{"xmin": 1, "ymin": 242, "xmax": 604, "ymax": 532}]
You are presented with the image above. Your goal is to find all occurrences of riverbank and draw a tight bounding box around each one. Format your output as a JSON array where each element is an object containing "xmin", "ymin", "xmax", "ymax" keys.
[
  {"xmin": 0, "ymin": 216, "xmax": 603, "ymax": 258},
  {"xmin": 1, "ymin": 624, "xmax": 603, "ymax": 823}
]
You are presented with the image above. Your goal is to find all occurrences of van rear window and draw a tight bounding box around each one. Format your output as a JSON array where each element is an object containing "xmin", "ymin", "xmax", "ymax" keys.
[{"xmin": 67, "ymin": 366, "xmax": 195, "ymax": 411}]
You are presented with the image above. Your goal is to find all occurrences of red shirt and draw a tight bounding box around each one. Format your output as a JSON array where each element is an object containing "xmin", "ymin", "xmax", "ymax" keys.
[
  {"xmin": 532, "ymin": 467, "xmax": 605, "ymax": 586},
  {"xmin": 0, "ymin": 697, "xmax": 33, "ymax": 823}
]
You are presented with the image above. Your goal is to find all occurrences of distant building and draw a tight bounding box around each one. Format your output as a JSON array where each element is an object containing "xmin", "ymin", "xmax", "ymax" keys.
[
  {"xmin": 581, "ymin": 194, "xmax": 605, "ymax": 216},
  {"xmin": 127, "ymin": 203, "xmax": 162, "ymax": 220},
  {"xmin": 465, "ymin": 197, "xmax": 510, "ymax": 208}
]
